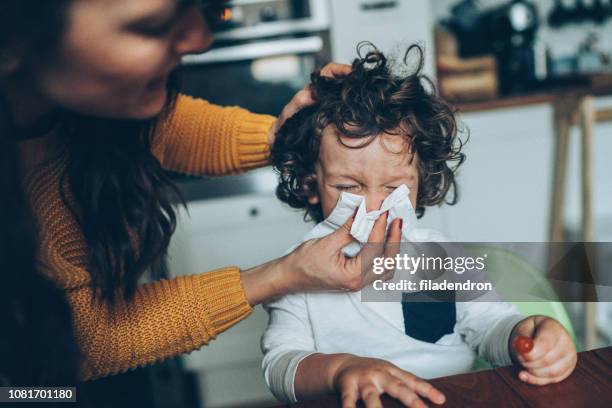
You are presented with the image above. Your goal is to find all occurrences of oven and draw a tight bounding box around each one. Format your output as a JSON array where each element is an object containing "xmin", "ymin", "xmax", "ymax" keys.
[{"xmin": 179, "ymin": 0, "xmax": 331, "ymax": 116}]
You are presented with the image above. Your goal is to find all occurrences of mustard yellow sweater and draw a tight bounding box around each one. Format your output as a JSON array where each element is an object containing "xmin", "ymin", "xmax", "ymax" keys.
[{"xmin": 18, "ymin": 95, "xmax": 275, "ymax": 380}]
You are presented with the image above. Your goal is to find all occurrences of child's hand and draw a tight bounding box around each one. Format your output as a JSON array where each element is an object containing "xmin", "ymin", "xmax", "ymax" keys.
[
  {"xmin": 509, "ymin": 315, "xmax": 577, "ymax": 385},
  {"xmin": 332, "ymin": 356, "xmax": 445, "ymax": 408}
]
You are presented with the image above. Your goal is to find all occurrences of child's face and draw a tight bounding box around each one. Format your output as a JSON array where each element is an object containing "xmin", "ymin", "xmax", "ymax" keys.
[{"xmin": 309, "ymin": 125, "xmax": 419, "ymax": 218}]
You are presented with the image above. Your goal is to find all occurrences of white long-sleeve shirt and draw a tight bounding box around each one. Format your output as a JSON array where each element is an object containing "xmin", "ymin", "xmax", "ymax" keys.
[{"xmin": 261, "ymin": 229, "xmax": 524, "ymax": 403}]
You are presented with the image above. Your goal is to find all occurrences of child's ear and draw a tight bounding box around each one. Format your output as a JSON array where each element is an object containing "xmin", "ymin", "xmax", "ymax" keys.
[
  {"xmin": 307, "ymin": 194, "xmax": 320, "ymax": 205},
  {"xmin": 302, "ymin": 174, "xmax": 320, "ymax": 205}
]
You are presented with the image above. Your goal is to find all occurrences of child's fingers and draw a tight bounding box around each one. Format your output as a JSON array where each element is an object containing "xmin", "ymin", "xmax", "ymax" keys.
[
  {"xmin": 384, "ymin": 381, "xmax": 427, "ymax": 408},
  {"xmin": 340, "ymin": 384, "xmax": 359, "ymax": 408},
  {"xmin": 519, "ymin": 361, "xmax": 575, "ymax": 385},
  {"xmin": 521, "ymin": 329, "xmax": 560, "ymax": 362},
  {"xmin": 391, "ymin": 370, "xmax": 446, "ymax": 405},
  {"xmin": 361, "ymin": 386, "xmax": 383, "ymax": 408},
  {"xmin": 519, "ymin": 343, "xmax": 565, "ymax": 369},
  {"xmin": 523, "ymin": 352, "xmax": 577, "ymax": 379}
]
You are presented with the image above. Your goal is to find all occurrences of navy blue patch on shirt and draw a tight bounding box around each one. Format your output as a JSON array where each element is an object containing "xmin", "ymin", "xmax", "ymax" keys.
[{"xmin": 401, "ymin": 290, "xmax": 456, "ymax": 343}]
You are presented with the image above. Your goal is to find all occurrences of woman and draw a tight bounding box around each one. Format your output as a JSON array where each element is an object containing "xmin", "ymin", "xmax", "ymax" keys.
[{"xmin": 0, "ymin": 0, "xmax": 401, "ymax": 383}]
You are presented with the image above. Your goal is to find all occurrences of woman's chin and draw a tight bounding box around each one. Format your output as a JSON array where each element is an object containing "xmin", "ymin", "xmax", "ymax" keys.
[{"xmin": 135, "ymin": 88, "xmax": 168, "ymax": 119}]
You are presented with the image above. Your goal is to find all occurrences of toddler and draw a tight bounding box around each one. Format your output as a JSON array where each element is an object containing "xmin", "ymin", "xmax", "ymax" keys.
[{"xmin": 262, "ymin": 45, "xmax": 576, "ymax": 408}]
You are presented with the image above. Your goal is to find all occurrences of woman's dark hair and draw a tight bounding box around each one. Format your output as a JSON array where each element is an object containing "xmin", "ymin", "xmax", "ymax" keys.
[
  {"xmin": 0, "ymin": 97, "xmax": 80, "ymax": 387},
  {"xmin": 60, "ymin": 97, "xmax": 184, "ymax": 302},
  {"xmin": 0, "ymin": 0, "xmax": 80, "ymax": 386},
  {"xmin": 271, "ymin": 43, "xmax": 466, "ymax": 222}
]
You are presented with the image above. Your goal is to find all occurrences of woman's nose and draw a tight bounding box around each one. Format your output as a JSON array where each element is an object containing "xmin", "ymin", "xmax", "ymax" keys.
[{"xmin": 174, "ymin": 6, "xmax": 213, "ymax": 57}]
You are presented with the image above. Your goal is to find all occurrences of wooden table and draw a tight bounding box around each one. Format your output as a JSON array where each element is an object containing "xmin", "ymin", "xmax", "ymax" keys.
[{"xmin": 276, "ymin": 347, "xmax": 612, "ymax": 408}]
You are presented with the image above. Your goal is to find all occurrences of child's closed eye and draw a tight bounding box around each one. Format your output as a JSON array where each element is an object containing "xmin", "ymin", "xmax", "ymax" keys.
[{"xmin": 334, "ymin": 185, "xmax": 360, "ymax": 192}]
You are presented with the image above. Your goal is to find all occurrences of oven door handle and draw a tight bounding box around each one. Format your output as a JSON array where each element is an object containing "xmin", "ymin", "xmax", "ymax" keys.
[{"xmin": 181, "ymin": 36, "xmax": 323, "ymax": 65}]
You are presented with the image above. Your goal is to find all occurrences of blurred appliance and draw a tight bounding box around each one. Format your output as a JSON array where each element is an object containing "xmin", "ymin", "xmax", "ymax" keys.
[
  {"xmin": 180, "ymin": 0, "xmax": 330, "ymax": 116},
  {"xmin": 548, "ymin": 0, "xmax": 612, "ymax": 27},
  {"xmin": 443, "ymin": 0, "xmax": 540, "ymax": 95}
]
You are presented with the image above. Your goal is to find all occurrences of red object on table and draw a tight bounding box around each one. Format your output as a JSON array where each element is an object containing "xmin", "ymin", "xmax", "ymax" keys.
[{"xmin": 514, "ymin": 335, "xmax": 535, "ymax": 354}]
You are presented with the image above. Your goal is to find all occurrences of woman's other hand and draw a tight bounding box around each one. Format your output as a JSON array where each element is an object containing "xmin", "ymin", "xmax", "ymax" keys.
[{"xmin": 268, "ymin": 62, "xmax": 352, "ymax": 145}]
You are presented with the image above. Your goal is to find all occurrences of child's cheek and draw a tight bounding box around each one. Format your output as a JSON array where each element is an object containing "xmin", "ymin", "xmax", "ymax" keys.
[
  {"xmin": 320, "ymin": 187, "xmax": 340, "ymax": 219},
  {"xmin": 409, "ymin": 180, "xmax": 419, "ymax": 209}
]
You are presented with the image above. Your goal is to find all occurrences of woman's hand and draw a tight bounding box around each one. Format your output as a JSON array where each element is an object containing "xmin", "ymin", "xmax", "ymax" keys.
[
  {"xmin": 331, "ymin": 356, "xmax": 446, "ymax": 408},
  {"xmin": 510, "ymin": 315, "xmax": 577, "ymax": 385},
  {"xmin": 241, "ymin": 212, "xmax": 401, "ymax": 305},
  {"xmin": 283, "ymin": 212, "xmax": 402, "ymax": 293},
  {"xmin": 268, "ymin": 62, "xmax": 352, "ymax": 145}
]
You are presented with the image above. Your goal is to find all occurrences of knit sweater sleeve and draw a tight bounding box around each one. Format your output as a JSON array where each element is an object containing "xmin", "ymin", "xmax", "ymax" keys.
[
  {"xmin": 153, "ymin": 94, "xmax": 275, "ymax": 175},
  {"xmin": 52, "ymin": 263, "xmax": 252, "ymax": 380}
]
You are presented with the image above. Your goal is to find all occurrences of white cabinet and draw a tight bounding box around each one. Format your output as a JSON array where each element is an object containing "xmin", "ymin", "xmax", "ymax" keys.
[{"xmin": 167, "ymin": 185, "xmax": 312, "ymax": 407}]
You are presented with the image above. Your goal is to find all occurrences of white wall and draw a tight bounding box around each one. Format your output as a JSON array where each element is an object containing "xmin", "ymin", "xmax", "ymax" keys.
[
  {"xmin": 417, "ymin": 97, "xmax": 612, "ymax": 242},
  {"xmin": 328, "ymin": 0, "xmax": 436, "ymax": 77}
]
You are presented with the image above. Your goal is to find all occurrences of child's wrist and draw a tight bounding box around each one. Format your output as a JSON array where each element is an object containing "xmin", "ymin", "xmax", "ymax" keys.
[{"xmin": 327, "ymin": 354, "xmax": 357, "ymax": 390}]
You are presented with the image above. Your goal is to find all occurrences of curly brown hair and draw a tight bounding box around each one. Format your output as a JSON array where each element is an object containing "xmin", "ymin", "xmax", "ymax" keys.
[{"xmin": 271, "ymin": 43, "xmax": 466, "ymax": 223}]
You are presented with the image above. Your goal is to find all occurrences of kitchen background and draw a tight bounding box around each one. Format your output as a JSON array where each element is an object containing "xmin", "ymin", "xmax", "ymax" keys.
[{"xmin": 89, "ymin": 1, "xmax": 612, "ymax": 407}]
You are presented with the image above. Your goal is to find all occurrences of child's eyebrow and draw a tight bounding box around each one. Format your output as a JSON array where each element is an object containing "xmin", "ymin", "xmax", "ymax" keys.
[{"xmin": 326, "ymin": 174, "xmax": 361, "ymax": 182}]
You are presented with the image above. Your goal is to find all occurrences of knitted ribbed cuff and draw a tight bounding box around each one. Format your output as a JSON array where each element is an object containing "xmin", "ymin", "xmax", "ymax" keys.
[
  {"xmin": 480, "ymin": 314, "xmax": 526, "ymax": 367},
  {"xmin": 195, "ymin": 267, "xmax": 253, "ymax": 338},
  {"xmin": 234, "ymin": 112, "xmax": 274, "ymax": 171}
]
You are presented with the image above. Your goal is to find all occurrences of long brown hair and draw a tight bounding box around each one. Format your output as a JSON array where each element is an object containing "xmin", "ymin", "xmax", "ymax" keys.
[{"xmin": 60, "ymin": 82, "xmax": 184, "ymax": 302}]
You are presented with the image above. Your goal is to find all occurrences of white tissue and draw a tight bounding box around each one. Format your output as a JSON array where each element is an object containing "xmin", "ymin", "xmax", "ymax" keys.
[{"xmin": 302, "ymin": 184, "xmax": 418, "ymax": 257}]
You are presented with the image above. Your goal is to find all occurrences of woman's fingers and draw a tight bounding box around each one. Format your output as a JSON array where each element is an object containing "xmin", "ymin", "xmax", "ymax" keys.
[
  {"xmin": 282, "ymin": 86, "xmax": 314, "ymax": 117},
  {"xmin": 382, "ymin": 218, "xmax": 402, "ymax": 273},
  {"xmin": 320, "ymin": 62, "xmax": 352, "ymax": 78},
  {"xmin": 346, "ymin": 214, "xmax": 404, "ymax": 287},
  {"xmin": 356, "ymin": 212, "xmax": 390, "ymax": 284},
  {"xmin": 368, "ymin": 211, "xmax": 389, "ymax": 243},
  {"xmin": 270, "ymin": 62, "xmax": 350, "ymax": 145},
  {"xmin": 326, "ymin": 210, "xmax": 358, "ymax": 249}
]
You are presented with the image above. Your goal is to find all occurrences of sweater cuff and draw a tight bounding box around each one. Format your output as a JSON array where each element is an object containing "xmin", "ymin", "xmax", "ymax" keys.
[
  {"xmin": 480, "ymin": 314, "xmax": 525, "ymax": 367},
  {"xmin": 234, "ymin": 112, "xmax": 275, "ymax": 171},
  {"xmin": 195, "ymin": 267, "xmax": 253, "ymax": 338}
]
